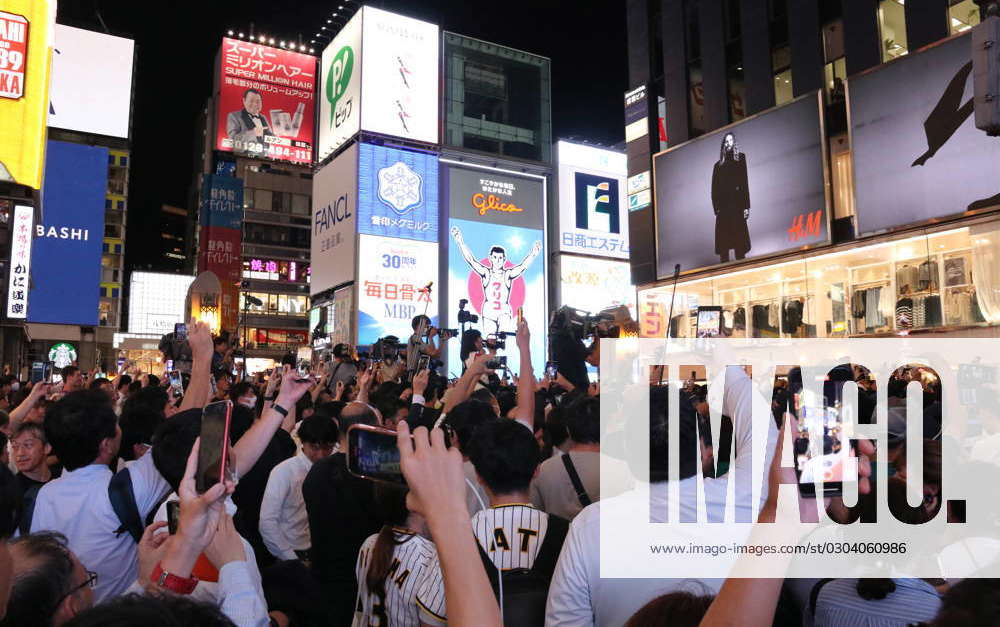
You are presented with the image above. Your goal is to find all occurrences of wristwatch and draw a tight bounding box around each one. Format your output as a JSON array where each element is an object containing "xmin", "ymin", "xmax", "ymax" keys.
[
  {"xmin": 151, "ymin": 562, "xmax": 198, "ymax": 595},
  {"xmin": 273, "ymin": 403, "xmax": 289, "ymax": 417}
]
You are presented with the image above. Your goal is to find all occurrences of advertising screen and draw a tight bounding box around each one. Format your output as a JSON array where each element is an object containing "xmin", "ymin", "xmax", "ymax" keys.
[
  {"xmin": 318, "ymin": 10, "xmax": 362, "ymax": 161},
  {"xmin": 559, "ymin": 256, "xmax": 636, "ymax": 318},
  {"xmin": 556, "ymin": 141, "xmax": 628, "ymax": 258},
  {"xmin": 311, "ymin": 143, "xmax": 358, "ymax": 296},
  {"xmin": 197, "ymin": 226, "xmax": 241, "ymax": 332},
  {"xmin": 332, "ymin": 287, "xmax": 353, "ymax": 347},
  {"xmin": 654, "ymin": 92, "xmax": 828, "ymax": 277},
  {"xmin": 360, "ymin": 7, "xmax": 439, "ymax": 144},
  {"xmin": 358, "ymin": 143, "xmax": 438, "ymax": 242},
  {"xmin": 6, "ymin": 204, "xmax": 33, "ymax": 319},
  {"xmin": 199, "ymin": 174, "xmax": 243, "ymax": 230},
  {"xmin": 216, "ymin": 37, "xmax": 316, "ymax": 165},
  {"xmin": 0, "ymin": 2, "xmax": 54, "ymax": 189},
  {"xmin": 850, "ymin": 33, "xmax": 1000, "ymax": 235},
  {"xmin": 49, "ymin": 24, "xmax": 134, "ymax": 138},
  {"xmin": 357, "ymin": 235, "xmax": 439, "ymax": 345},
  {"xmin": 28, "ymin": 141, "xmax": 107, "ymax": 325},
  {"xmin": 128, "ymin": 272, "xmax": 196, "ymax": 335},
  {"xmin": 444, "ymin": 163, "xmax": 546, "ymax": 375}
]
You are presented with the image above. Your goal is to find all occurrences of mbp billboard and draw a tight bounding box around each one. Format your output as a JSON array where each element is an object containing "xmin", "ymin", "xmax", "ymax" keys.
[
  {"xmin": 360, "ymin": 7, "xmax": 439, "ymax": 145},
  {"xmin": 444, "ymin": 163, "xmax": 546, "ymax": 375},
  {"xmin": 556, "ymin": 141, "xmax": 628, "ymax": 259},
  {"xmin": 654, "ymin": 92, "xmax": 828, "ymax": 277},
  {"xmin": 357, "ymin": 234, "xmax": 438, "ymax": 345},
  {"xmin": 28, "ymin": 140, "xmax": 107, "ymax": 325},
  {"xmin": 128, "ymin": 272, "xmax": 196, "ymax": 335},
  {"xmin": 358, "ymin": 143, "xmax": 438, "ymax": 242},
  {"xmin": 311, "ymin": 143, "xmax": 358, "ymax": 296},
  {"xmin": 216, "ymin": 37, "xmax": 316, "ymax": 165},
  {"xmin": 49, "ymin": 24, "xmax": 134, "ymax": 138},
  {"xmin": 318, "ymin": 10, "xmax": 362, "ymax": 161},
  {"xmin": 850, "ymin": 33, "xmax": 1000, "ymax": 235}
]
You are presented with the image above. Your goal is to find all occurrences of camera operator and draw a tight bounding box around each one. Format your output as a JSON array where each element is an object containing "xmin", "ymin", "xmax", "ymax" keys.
[
  {"xmin": 326, "ymin": 343, "xmax": 358, "ymax": 390},
  {"xmin": 460, "ymin": 329, "xmax": 499, "ymax": 388},
  {"xmin": 405, "ymin": 315, "xmax": 452, "ymax": 373}
]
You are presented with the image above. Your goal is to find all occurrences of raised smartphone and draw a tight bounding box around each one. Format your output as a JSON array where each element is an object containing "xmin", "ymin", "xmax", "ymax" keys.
[
  {"xmin": 196, "ymin": 400, "xmax": 233, "ymax": 493},
  {"xmin": 347, "ymin": 424, "xmax": 405, "ymax": 484}
]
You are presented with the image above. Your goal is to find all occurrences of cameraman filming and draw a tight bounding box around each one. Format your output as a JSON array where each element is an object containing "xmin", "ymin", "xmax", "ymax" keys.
[{"xmin": 406, "ymin": 315, "xmax": 452, "ymax": 373}]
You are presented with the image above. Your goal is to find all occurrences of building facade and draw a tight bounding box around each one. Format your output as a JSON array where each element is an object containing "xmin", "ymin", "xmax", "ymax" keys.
[{"xmin": 626, "ymin": 0, "xmax": 1000, "ymax": 341}]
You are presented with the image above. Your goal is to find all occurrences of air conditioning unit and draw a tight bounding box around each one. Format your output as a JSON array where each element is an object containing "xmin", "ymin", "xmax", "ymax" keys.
[{"xmin": 973, "ymin": 15, "xmax": 1000, "ymax": 135}]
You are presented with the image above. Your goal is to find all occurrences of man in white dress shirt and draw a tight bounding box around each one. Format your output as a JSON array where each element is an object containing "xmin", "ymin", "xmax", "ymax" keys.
[{"xmin": 259, "ymin": 414, "xmax": 337, "ymax": 561}]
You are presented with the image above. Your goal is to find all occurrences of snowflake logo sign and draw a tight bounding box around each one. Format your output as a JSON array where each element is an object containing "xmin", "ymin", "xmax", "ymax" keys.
[{"xmin": 377, "ymin": 161, "xmax": 423, "ymax": 215}]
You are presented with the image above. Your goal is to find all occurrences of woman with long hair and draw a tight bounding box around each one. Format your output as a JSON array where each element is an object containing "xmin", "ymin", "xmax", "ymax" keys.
[{"xmin": 353, "ymin": 483, "xmax": 436, "ymax": 627}]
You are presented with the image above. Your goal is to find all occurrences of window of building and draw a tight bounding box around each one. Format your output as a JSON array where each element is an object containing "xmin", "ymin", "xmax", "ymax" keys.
[
  {"xmin": 291, "ymin": 193, "xmax": 309, "ymax": 216},
  {"xmin": 107, "ymin": 165, "xmax": 128, "ymax": 196},
  {"xmin": 725, "ymin": 0, "xmax": 746, "ymax": 121},
  {"xmin": 244, "ymin": 188, "xmax": 254, "ymax": 209},
  {"xmin": 772, "ymin": 46, "xmax": 793, "ymax": 105},
  {"xmin": 949, "ymin": 0, "xmax": 980, "ymax": 34},
  {"xmin": 829, "ymin": 134, "xmax": 855, "ymax": 221},
  {"xmin": 255, "ymin": 189, "xmax": 273, "ymax": 211},
  {"xmin": 879, "ymin": 0, "xmax": 908, "ymax": 61},
  {"xmin": 685, "ymin": 0, "xmax": 705, "ymax": 136},
  {"xmin": 272, "ymin": 191, "xmax": 287, "ymax": 212},
  {"xmin": 638, "ymin": 225, "xmax": 998, "ymax": 339},
  {"xmin": 823, "ymin": 19, "xmax": 847, "ymax": 103}
]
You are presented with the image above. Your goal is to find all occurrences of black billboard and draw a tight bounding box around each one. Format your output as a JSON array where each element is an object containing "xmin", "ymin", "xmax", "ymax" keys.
[
  {"xmin": 850, "ymin": 34, "xmax": 1000, "ymax": 235},
  {"xmin": 654, "ymin": 92, "xmax": 828, "ymax": 277}
]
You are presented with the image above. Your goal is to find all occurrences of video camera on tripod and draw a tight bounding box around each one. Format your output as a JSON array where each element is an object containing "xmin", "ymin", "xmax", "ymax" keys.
[{"xmin": 549, "ymin": 305, "xmax": 618, "ymax": 341}]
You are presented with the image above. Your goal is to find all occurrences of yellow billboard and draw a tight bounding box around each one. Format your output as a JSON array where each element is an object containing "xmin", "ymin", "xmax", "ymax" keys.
[{"xmin": 0, "ymin": 0, "xmax": 55, "ymax": 189}]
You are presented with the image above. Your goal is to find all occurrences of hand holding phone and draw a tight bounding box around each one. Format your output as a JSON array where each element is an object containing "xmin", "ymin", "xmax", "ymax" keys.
[
  {"xmin": 174, "ymin": 323, "xmax": 188, "ymax": 341},
  {"xmin": 348, "ymin": 424, "xmax": 405, "ymax": 484}
]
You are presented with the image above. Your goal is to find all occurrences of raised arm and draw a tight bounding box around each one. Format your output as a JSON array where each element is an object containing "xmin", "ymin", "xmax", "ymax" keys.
[
  {"xmin": 179, "ymin": 321, "xmax": 214, "ymax": 413},
  {"xmin": 512, "ymin": 319, "xmax": 535, "ymax": 431},
  {"xmin": 8, "ymin": 381, "xmax": 49, "ymax": 429},
  {"xmin": 507, "ymin": 240, "xmax": 542, "ymax": 280},
  {"xmin": 450, "ymin": 226, "xmax": 487, "ymax": 277},
  {"xmin": 231, "ymin": 367, "xmax": 311, "ymax": 478}
]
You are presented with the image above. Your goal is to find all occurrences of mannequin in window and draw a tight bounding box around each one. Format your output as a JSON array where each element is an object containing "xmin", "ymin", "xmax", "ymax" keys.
[{"xmin": 712, "ymin": 132, "xmax": 751, "ymax": 263}]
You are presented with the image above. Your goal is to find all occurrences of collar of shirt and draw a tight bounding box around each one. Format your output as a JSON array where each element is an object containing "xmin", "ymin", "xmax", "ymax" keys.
[{"xmin": 61, "ymin": 463, "xmax": 113, "ymax": 480}]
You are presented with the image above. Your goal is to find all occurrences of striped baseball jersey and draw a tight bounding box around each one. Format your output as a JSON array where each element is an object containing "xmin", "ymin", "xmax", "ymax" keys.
[
  {"xmin": 352, "ymin": 528, "xmax": 438, "ymax": 627},
  {"xmin": 416, "ymin": 504, "xmax": 550, "ymax": 626}
]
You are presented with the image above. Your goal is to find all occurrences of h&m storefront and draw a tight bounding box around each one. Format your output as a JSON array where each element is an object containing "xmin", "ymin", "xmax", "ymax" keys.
[{"xmin": 640, "ymin": 33, "xmax": 1000, "ymax": 339}]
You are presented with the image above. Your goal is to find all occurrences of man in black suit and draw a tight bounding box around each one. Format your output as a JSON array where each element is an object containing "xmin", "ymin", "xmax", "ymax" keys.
[{"xmin": 711, "ymin": 132, "xmax": 751, "ymax": 263}]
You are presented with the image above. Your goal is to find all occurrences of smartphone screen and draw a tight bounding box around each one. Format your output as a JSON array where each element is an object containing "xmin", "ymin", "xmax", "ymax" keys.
[
  {"xmin": 347, "ymin": 425, "xmax": 405, "ymax": 484},
  {"xmin": 174, "ymin": 323, "xmax": 188, "ymax": 341},
  {"xmin": 793, "ymin": 390, "xmax": 851, "ymax": 497},
  {"xmin": 545, "ymin": 361, "xmax": 558, "ymax": 379},
  {"xmin": 168, "ymin": 370, "xmax": 184, "ymax": 395},
  {"xmin": 695, "ymin": 307, "xmax": 723, "ymax": 338},
  {"xmin": 417, "ymin": 355, "xmax": 431, "ymax": 371},
  {"xmin": 45, "ymin": 362, "xmax": 55, "ymax": 384},
  {"xmin": 197, "ymin": 400, "xmax": 233, "ymax": 493},
  {"xmin": 166, "ymin": 500, "xmax": 180, "ymax": 535}
]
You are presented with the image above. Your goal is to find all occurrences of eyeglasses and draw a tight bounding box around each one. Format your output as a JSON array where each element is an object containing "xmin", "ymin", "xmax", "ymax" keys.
[{"xmin": 53, "ymin": 570, "xmax": 97, "ymax": 608}]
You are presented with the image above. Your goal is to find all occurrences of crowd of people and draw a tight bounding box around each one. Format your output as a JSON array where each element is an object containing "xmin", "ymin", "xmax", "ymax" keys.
[{"xmin": 0, "ymin": 313, "xmax": 995, "ymax": 627}]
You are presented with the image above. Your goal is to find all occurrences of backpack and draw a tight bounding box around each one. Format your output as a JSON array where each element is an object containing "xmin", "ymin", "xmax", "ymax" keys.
[
  {"xmin": 108, "ymin": 467, "xmax": 166, "ymax": 543},
  {"xmin": 475, "ymin": 514, "xmax": 570, "ymax": 627}
]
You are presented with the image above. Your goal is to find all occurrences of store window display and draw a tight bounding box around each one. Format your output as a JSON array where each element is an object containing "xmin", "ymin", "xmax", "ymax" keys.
[{"xmin": 641, "ymin": 223, "xmax": 998, "ymax": 338}]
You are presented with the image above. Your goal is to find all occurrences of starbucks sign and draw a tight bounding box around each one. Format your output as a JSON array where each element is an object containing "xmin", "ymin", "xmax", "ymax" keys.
[{"xmin": 48, "ymin": 342, "xmax": 77, "ymax": 369}]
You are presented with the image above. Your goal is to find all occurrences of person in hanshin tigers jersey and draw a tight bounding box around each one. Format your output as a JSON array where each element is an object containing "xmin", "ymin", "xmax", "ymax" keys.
[
  {"xmin": 353, "ymin": 483, "xmax": 437, "ymax": 627},
  {"xmin": 416, "ymin": 418, "xmax": 569, "ymax": 627}
]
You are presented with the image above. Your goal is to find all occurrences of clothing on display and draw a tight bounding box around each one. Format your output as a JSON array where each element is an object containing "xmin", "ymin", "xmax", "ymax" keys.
[
  {"xmin": 896, "ymin": 264, "xmax": 920, "ymax": 295},
  {"xmin": 782, "ymin": 298, "xmax": 805, "ymax": 333},
  {"xmin": 918, "ymin": 260, "xmax": 939, "ymax": 292},
  {"xmin": 944, "ymin": 257, "xmax": 967, "ymax": 287},
  {"xmin": 896, "ymin": 297, "xmax": 913, "ymax": 330}
]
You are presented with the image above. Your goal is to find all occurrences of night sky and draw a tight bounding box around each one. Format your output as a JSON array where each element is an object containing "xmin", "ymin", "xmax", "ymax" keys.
[{"xmin": 55, "ymin": 0, "xmax": 628, "ymax": 274}]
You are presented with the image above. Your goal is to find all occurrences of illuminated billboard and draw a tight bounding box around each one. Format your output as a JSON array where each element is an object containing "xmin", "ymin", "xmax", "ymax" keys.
[
  {"xmin": 443, "ymin": 163, "xmax": 546, "ymax": 375},
  {"xmin": 128, "ymin": 272, "xmax": 196, "ymax": 335},
  {"xmin": 311, "ymin": 143, "xmax": 358, "ymax": 296},
  {"xmin": 556, "ymin": 141, "xmax": 628, "ymax": 259},
  {"xmin": 357, "ymin": 234, "xmax": 438, "ymax": 345},
  {"xmin": 0, "ymin": 2, "xmax": 54, "ymax": 189},
  {"xmin": 6, "ymin": 204, "xmax": 33, "ymax": 319},
  {"xmin": 216, "ymin": 37, "xmax": 316, "ymax": 165},
  {"xmin": 28, "ymin": 141, "xmax": 107, "ymax": 326},
  {"xmin": 49, "ymin": 24, "xmax": 134, "ymax": 138},
  {"xmin": 559, "ymin": 255, "xmax": 635, "ymax": 317},
  {"xmin": 318, "ymin": 7, "xmax": 439, "ymax": 161},
  {"xmin": 317, "ymin": 10, "xmax": 362, "ymax": 161},
  {"xmin": 358, "ymin": 143, "xmax": 438, "ymax": 242}
]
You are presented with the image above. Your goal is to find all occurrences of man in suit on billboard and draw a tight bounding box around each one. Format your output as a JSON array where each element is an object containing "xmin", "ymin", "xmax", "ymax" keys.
[
  {"xmin": 712, "ymin": 132, "xmax": 751, "ymax": 263},
  {"xmin": 226, "ymin": 88, "xmax": 273, "ymax": 151}
]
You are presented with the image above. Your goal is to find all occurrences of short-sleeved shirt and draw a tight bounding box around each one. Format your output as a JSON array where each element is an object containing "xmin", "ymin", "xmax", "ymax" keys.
[
  {"xmin": 352, "ymin": 530, "xmax": 437, "ymax": 627},
  {"xmin": 416, "ymin": 504, "xmax": 550, "ymax": 626},
  {"xmin": 530, "ymin": 450, "xmax": 600, "ymax": 521}
]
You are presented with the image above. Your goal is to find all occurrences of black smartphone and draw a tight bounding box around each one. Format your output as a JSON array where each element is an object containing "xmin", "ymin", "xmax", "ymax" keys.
[
  {"xmin": 45, "ymin": 361, "xmax": 55, "ymax": 384},
  {"xmin": 545, "ymin": 360, "xmax": 558, "ymax": 379},
  {"xmin": 792, "ymin": 390, "xmax": 852, "ymax": 498},
  {"xmin": 168, "ymin": 370, "xmax": 184, "ymax": 396},
  {"xmin": 347, "ymin": 424, "xmax": 405, "ymax": 484},
  {"xmin": 197, "ymin": 400, "xmax": 233, "ymax": 493},
  {"xmin": 417, "ymin": 354, "xmax": 431, "ymax": 371},
  {"xmin": 174, "ymin": 323, "xmax": 188, "ymax": 341},
  {"xmin": 485, "ymin": 355, "xmax": 507, "ymax": 370},
  {"xmin": 166, "ymin": 500, "xmax": 180, "ymax": 535}
]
